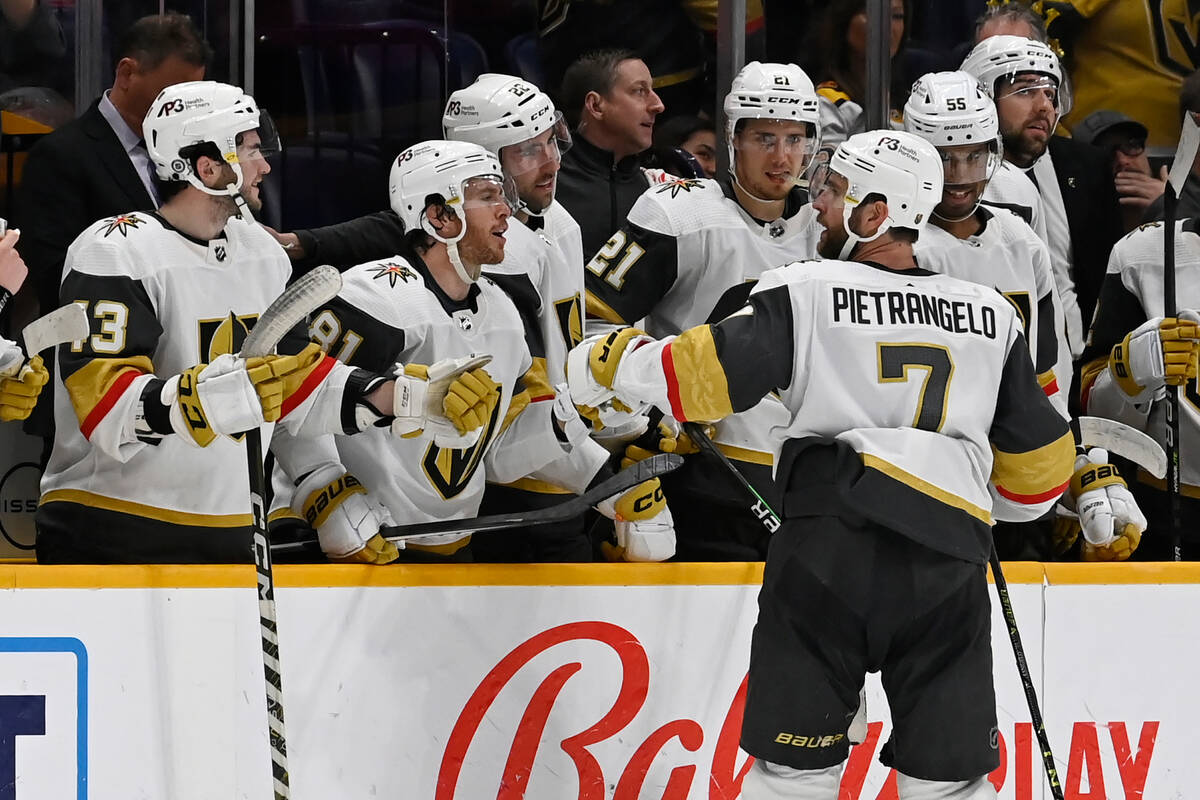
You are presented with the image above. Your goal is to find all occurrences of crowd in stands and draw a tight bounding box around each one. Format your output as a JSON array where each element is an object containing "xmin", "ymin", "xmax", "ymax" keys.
[{"xmin": 1, "ymin": 0, "xmax": 1198, "ymax": 564}]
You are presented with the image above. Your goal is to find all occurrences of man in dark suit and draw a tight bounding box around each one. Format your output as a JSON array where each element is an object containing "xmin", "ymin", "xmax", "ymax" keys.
[{"xmin": 12, "ymin": 13, "xmax": 209, "ymax": 452}]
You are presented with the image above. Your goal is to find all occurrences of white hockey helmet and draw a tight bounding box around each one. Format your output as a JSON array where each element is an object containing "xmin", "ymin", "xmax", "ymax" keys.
[
  {"xmin": 389, "ymin": 139, "xmax": 512, "ymax": 284},
  {"xmin": 144, "ymin": 80, "xmax": 278, "ymax": 198},
  {"xmin": 811, "ymin": 130, "xmax": 943, "ymax": 258},
  {"xmin": 960, "ymin": 35, "xmax": 1071, "ymax": 116},
  {"xmin": 442, "ymin": 73, "xmax": 571, "ymax": 164},
  {"xmin": 724, "ymin": 62, "xmax": 821, "ymax": 197}
]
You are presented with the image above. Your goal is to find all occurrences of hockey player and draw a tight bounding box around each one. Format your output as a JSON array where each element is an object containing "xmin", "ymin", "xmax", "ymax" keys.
[
  {"xmin": 903, "ymin": 72, "xmax": 1066, "ymax": 418},
  {"xmin": 903, "ymin": 70, "xmax": 1149, "ymax": 561},
  {"xmin": 567, "ymin": 130, "xmax": 1081, "ymax": 799},
  {"xmin": 37, "ymin": 83, "xmax": 497, "ymax": 564},
  {"xmin": 1080, "ymin": 220, "xmax": 1200, "ymax": 559},
  {"xmin": 272, "ymin": 140, "xmax": 674, "ymax": 563},
  {"xmin": 583, "ymin": 61, "xmax": 823, "ymax": 559},
  {"xmin": 0, "ymin": 229, "xmax": 50, "ymax": 422},
  {"xmin": 441, "ymin": 74, "xmax": 603, "ymax": 560}
]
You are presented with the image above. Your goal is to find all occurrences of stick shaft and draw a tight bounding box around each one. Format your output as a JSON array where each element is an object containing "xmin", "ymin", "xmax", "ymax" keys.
[
  {"xmin": 1164, "ymin": 185, "xmax": 1184, "ymax": 561},
  {"xmin": 989, "ymin": 547, "xmax": 1064, "ymax": 800},
  {"xmin": 681, "ymin": 422, "xmax": 781, "ymax": 532}
]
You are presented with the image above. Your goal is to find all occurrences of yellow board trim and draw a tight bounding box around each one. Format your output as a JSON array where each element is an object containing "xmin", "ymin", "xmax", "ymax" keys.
[
  {"xmin": 4, "ymin": 562, "xmax": 1200, "ymax": 589},
  {"xmin": 861, "ymin": 453, "xmax": 993, "ymax": 525},
  {"xmin": 585, "ymin": 291, "xmax": 628, "ymax": 325},
  {"xmin": 40, "ymin": 489, "xmax": 254, "ymax": 528}
]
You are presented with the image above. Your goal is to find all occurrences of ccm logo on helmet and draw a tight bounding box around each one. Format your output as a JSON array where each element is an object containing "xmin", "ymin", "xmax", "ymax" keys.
[{"xmin": 767, "ymin": 96, "xmax": 802, "ymax": 104}]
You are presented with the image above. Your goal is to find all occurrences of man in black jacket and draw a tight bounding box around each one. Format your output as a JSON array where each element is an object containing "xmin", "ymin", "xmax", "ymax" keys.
[
  {"xmin": 13, "ymin": 13, "xmax": 209, "ymax": 453},
  {"xmin": 555, "ymin": 50, "xmax": 665, "ymax": 261}
]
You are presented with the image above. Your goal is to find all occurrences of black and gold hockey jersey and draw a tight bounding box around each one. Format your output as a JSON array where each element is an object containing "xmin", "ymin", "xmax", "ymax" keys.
[
  {"xmin": 40, "ymin": 212, "xmax": 356, "ymax": 545},
  {"xmin": 610, "ymin": 259, "xmax": 1074, "ymax": 563}
]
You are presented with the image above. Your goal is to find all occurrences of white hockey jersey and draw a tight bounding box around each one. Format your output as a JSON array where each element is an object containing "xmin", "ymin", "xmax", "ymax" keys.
[
  {"xmin": 610, "ymin": 259, "xmax": 1075, "ymax": 563},
  {"xmin": 1082, "ymin": 218, "xmax": 1200, "ymax": 491},
  {"xmin": 41, "ymin": 212, "xmax": 354, "ymax": 535},
  {"xmin": 584, "ymin": 176, "xmax": 821, "ymax": 468},
  {"xmin": 275, "ymin": 254, "xmax": 578, "ymax": 547},
  {"xmin": 915, "ymin": 206, "xmax": 1068, "ymax": 418}
]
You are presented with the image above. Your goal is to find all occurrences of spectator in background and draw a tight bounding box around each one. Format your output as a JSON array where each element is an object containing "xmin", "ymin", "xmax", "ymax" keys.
[
  {"xmin": 1142, "ymin": 69, "xmax": 1200, "ymax": 223},
  {"xmin": 810, "ymin": 0, "xmax": 909, "ymax": 151},
  {"xmin": 1072, "ymin": 110, "xmax": 1167, "ymax": 233},
  {"xmin": 1041, "ymin": 0, "xmax": 1191, "ymax": 160},
  {"xmin": 649, "ymin": 115, "xmax": 717, "ymax": 177},
  {"xmin": 13, "ymin": 13, "xmax": 210, "ymax": 458},
  {"xmin": 556, "ymin": 50, "xmax": 665, "ymax": 260},
  {"xmin": 0, "ymin": 0, "xmax": 67, "ymax": 98}
]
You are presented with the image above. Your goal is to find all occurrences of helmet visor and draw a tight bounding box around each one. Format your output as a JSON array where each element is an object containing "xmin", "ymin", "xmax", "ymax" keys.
[
  {"xmin": 499, "ymin": 112, "xmax": 572, "ymax": 177},
  {"xmin": 938, "ymin": 142, "xmax": 1001, "ymax": 186},
  {"xmin": 234, "ymin": 109, "xmax": 281, "ymax": 163},
  {"xmin": 996, "ymin": 73, "xmax": 1072, "ymax": 118},
  {"xmin": 808, "ymin": 163, "xmax": 851, "ymax": 205},
  {"xmin": 461, "ymin": 174, "xmax": 517, "ymax": 215},
  {"xmin": 733, "ymin": 122, "xmax": 819, "ymax": 160}
]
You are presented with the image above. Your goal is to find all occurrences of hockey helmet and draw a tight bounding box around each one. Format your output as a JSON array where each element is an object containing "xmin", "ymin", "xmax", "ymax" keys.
[
  {"xmin": 443, "ymin": 73, "xmax": 571, "ymax": 177},
  {"xmin": 724, "ymin": 62, "xmax": 821, "ymax": 198},
  {"xmin": 903, "ymin": 71, "xmax": 1003, "ymax": 218},
  {"xmin": 960, "ymin": 35, "xmax": 1071, "ymax": 116},
  {"xmin": 143, "ymin": 80, "xmax": 279, "ymax": 198},
  {"xmin": 389, "ymin": 139, "xmax": 512, "ymax": 284},
  {"xmin": 810, "ymin": 130, "xmax": 943, "ymax": 258}
]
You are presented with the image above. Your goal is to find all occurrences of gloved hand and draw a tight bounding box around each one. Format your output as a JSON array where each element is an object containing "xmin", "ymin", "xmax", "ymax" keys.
[
  {"xmin": 0, "ymin": 354, "xmax": 49, "ymax": 422},
  {"xmin": 169, "ymin": 354, "xmax": 267, "ymax": 447},
  {"xmin": 621, "ymin": 419, "xmax": 715, "ymax": 469},
  {"xmin": 293, "ymin": 464, "xmax": 399, "ymax": 564},
  {"xmin": 392, "ymin": 354, "xmax": 500, "ymax": 446},
  {"xmin": 1109, "ymin": 312, "xmax": 1200, "ymax": 402},
  {"xmin": 244, "ymin": 342, "xmax": 328, "ymax": 422},
  {"xmin": 566, "ymin": 328, "xmax": 653, "ymax": 426},
  {"xmin": 551, "ymin": 383, "xmax": 591, "ymax": 447},
  {"xmin": 1063, "ymin": 448, "xmax": 1146, "ymax": 562},
  {"xmin": 596, "ymin": 477, "xmax": 676, "ymax": 561}
]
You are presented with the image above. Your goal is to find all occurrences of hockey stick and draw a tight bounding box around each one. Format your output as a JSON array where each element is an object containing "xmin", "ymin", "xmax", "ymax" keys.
[
  {"xmin": 240, "ymin": 265, "xmax": 342, "ymax": 800},
  {"xmin": 1163, "ymin": 113, "xmax": 1200, "ymax": 561},
  {"xmin": 270, "ymin": 453, "xmax": 686, "ymax": 554},
  {"xmin": 988, "ymin": 546, "xmax": 1065, "ymax": 800},
  {"xmin": 681, "ymin": 421, "xmax": 781, "ymax": 532}
]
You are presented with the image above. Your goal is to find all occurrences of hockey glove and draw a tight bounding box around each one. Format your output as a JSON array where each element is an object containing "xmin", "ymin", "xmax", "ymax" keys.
[
  {"xmin": 391, "ymin": 354, "xmax": 500, "ymax": 446},
  {"xmin": 0, "ymin": 354, "xmax": 48, "ymax": 422},
  {"xmin": 1108, "ymin": 312, "xmax": 1200, "ymax": 402},
  {"xmin": 596, "ymin": 477, "xmax": 676, "ymax": 562},
  {"xmin": 244, "ymin": 343, "xmax": 328, "ymax": 422},
  {"xmin": 293, "ymin": 465, "xmax": 399, "ymax": 564},
  {"xmin": 566, "ymin": 328, "xmax": 653, "ymax": 427},
  {"xmin": 168, "ymin": 355, "xmax": 265, "ymax": 447},
  {"xmin": 620, "ymin": 419, "xmax": 715, "ymax": 469},
  {"xmin": 551, "ymin": 383, "xmax": 592, "ymax": 448},
  {"xmin": 1064, "ymin": 448, "xmax": 1146, "ymax": 562}
]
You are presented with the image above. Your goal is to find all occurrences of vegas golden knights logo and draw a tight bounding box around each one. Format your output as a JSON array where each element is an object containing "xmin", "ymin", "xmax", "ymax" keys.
[
  {"xmin": 1150, "ymin": 0, "xmax": 1200, "ymax": 77},
  {"xmin": 197, "ymin": 311, "xmax": 258, "ymax": 362},
  {"xmin": 421, "ymin": 389, "xmax": 503, "ymax": 499},
  {"xmin": 554, "ymin": 293, "xmax": 583, "ymax": 349}
]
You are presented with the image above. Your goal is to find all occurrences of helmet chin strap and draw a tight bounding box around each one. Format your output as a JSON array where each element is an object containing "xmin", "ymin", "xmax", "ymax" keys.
[{"xmin": 422, "ymin": 211, "xmax": 479, "ymax": 285}]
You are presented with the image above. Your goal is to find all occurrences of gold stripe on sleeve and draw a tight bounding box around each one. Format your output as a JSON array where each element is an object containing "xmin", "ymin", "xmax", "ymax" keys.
[
  {"xmin": 664, "ymin": 325, "xmax": 734, "ymax": 422},
  {"xmin": 990, "ymin": 430, "xmax": 1075, "ymax": 503}
]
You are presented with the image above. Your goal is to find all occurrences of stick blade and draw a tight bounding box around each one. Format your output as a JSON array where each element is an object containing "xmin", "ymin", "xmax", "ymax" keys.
[
  {"xmin": 23, "ymin": 303, "xmax": 89, "ymax": 355},
  {"xmin": 1078, "ymin": 415, "xmax": 1167, "ymax": 479},
  {"xmin": 1169, "ymin": 114, "xmax": 1200, "ymax": 194},
  {"xmin": 242, "ymin": 265, "xmax": 342, "ymax": 358}
]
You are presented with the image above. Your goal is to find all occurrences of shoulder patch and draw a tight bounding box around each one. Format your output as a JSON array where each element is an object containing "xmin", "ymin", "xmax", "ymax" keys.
[
  {"xmin": 369, "ymin": 260, "xmax": 419, "ymax": 287},
  {"xmin": 654, "ymin": 178, "xmax": 706, "ymax": 198},
  {"xmin": 98, "ymin": 212, "xmax": 150, "ymax": 238}
]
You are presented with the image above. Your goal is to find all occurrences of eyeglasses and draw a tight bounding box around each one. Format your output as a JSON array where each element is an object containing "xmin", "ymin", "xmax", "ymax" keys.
[{"xmin": 1107, "ymin": 137, "xmax": 1146, "ymax": 158}]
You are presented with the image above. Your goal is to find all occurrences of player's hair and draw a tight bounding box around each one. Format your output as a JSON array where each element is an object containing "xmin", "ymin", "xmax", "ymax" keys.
[
  {"xmin": 973, "ymin": 2, "xmax": 1048, "ymax": 44},
  {"xmin": 1181, "ymin": 69, "xmax": 1200, "ymax": 119},
  {"xmin": 113, "ymin": 12, "xmax": 212, "ymax": 73},
  {"xmin": 559, "ymin": 48, "xmax": 639, "ymax": 129}
]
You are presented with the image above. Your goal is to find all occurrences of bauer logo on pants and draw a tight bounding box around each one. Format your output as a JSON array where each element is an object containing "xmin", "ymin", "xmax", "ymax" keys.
[{"xmin": 0, "ymin": 638, "xmax": 88, "ymax": 799}]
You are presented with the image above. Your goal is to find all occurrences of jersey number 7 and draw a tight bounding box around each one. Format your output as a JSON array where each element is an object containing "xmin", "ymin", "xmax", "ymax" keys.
[{"xmin": 877, "ymin": 342, "xmax": 954, "ymax": 432}]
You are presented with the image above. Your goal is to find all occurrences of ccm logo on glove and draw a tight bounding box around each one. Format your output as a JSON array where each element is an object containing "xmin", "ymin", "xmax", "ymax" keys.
[{"xmin": 630, "ymin": 483, "xmax": 665, "ymax": 515}]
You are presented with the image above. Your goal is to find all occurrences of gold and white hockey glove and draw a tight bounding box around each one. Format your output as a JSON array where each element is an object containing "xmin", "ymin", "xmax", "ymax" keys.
[
  {"xmin": 566, "ymin": 328, "xmax": 654, "ymax": 428},
  {"xmin": 1063, "ymin": 448, "xmax": 1146, "ymax": 562},
  {"xmin": 391, "ymin": 355, "xmax": 499, "ymax": 447},
  {"xmin": 1109, "ymin": 312, "xmax": 1200, "ymax": 403},
  {"xmin": 596, "ymin": 477, "xmax": 676, "ymax": 562},
  {"xmin": 166, "ymin": 354, "xmax": 267, "ymax": 447},
  {"xmin": 293, "ymin": 465, "xmax": 399, "ymax": 564},
  {"xmin": 0, "ymin": 351, "xmax": 48, "ymax": 422},
  {"xmin": 244, "ymin": 342, "xmax": 328, "ymax": 422}
]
